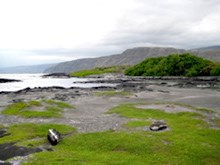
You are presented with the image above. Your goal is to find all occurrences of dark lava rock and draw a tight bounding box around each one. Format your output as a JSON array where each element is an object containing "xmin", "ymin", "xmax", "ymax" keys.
[
  {"xmin": 42, "ymin": 73, "xmax": 70, "ymax": 78},
  {"xmin": 0, "ymin": 129, "xmax": 10, "ymax": 138},
  {"xmin": 149, "ymin": 121, "xmax": 167, "ymax": 131},
  {"xmin": 0, "ymin": 143, "xmax": 42, "ymax": 161},
  {"xmin": 0, "ymin": 79, "xmax": 21, "ymax": 83}
]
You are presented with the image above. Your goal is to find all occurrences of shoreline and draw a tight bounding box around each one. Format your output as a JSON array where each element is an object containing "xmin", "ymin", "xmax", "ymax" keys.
[
  {"xmin": 0, "ymin": 76, "xmax": 220, "ymax": 164},
  {"xmin": 1, "ymin": 75, "xmax": 220, "ymax": 94}
]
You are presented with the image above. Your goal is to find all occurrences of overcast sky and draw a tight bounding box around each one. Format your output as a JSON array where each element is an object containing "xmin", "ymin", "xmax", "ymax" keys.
[{"xmin": 0, "ymin": 0, "xmax": 220, "ymax": 67}]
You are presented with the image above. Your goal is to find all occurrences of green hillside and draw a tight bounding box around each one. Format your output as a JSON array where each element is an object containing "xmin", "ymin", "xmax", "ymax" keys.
[
  {"xmin": 125, "ymin": 53, "xmax": 220, "ymax": 77},
  {"xmin": 70, "ymin": 66, "xmax": 128, "ymax": 77}
]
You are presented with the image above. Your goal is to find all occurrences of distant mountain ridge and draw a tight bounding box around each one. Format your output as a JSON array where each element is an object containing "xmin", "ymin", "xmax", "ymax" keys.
[
  {"xmin": 0, "ymin": 63, "xmax": 56, "ymax": 74},
  {"xmin": 45, "ymin": 46, "xmax": 220, "ymax": 73},
  {"xmin": 1, "ymin": 45, "xmax": 220, "ymax": 74},
  {"xmin": 190, "ymin": 45, "xmax": 220, "ymax": 51},
  {"xmin": 45, "ymin": 47, "xmax": 185, "ymax": 73}
]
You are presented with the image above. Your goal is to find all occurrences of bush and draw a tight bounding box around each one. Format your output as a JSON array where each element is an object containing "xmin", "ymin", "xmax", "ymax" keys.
[{"xmin": 125, "ymin": 53, "xmax": 219, "ymax": 77}]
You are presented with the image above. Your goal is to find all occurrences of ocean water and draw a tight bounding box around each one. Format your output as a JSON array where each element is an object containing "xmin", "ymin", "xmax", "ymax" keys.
[{"xmin": 0, "ymin": 74, "xmax": 115, "ymax": 92}]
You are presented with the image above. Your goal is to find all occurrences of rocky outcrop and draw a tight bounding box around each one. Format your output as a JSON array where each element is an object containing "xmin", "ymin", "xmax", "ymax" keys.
[{"xmin": 42, "ymin": 73, "xmax": 70, "ymax": 78}]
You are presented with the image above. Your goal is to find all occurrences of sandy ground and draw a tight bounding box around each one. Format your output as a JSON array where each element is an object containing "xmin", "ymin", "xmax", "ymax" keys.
[{"xmin": 0, "ymin": 79, "xmax": 220, "ymax": 133}]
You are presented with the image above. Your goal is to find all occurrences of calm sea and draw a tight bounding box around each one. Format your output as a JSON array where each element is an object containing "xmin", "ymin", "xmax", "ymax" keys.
[{"xmin": 0, "ymin": 74, "xmax": 115, "ymax": 92}]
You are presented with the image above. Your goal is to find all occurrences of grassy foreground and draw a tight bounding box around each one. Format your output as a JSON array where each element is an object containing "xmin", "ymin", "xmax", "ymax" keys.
[{"xmin": 1, "ymin": 103, "xmax": 219, "ymax": 164}]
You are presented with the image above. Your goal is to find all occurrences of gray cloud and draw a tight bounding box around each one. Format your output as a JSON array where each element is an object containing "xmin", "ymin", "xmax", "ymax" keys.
[
  {"xmin": 102, "ymin": 0, "xmax": 220, "ymax": 49},
  {"xmin": 0, "ymin": 0, "xmax": 220, "ymax": 67}
]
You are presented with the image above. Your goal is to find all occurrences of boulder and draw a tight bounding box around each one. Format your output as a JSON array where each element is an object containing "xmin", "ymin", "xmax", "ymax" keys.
[
  {"xmin": 149, "ymin": 121, "xmax": 167, "ymax": 131},
  {"xmin": 47, "ymin": 129, "xmax": 61, "ymax": 145}
]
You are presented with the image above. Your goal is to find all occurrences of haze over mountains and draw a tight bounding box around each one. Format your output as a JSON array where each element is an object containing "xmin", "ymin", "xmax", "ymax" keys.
[
  {"xmin": 1, "ymin": 46, "xmax": 220, "ymax": 74},
  {"xmin": 45, "ymin": 46, "xmax": 220, "ymax": 73},
  {"xmin": 0, "ymin": 63, "xmax": 56, "ymax": 74}
]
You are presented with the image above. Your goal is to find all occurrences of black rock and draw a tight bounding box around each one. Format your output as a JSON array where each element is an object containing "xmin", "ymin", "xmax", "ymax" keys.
[
  {"xmin": 0, "ymin": 143, "xmax": 42, "ymax": 161},
  {"xmin": 43, "ymin": 73, "xmax": 70, "ymax": 78},
  {"xmin": 149, "ymin": 121, "xmax": 167, "ymax": 131},
  {"xmin": 0, "ymin": 78, "xmax": 21, "ymax": 83},
  {"xmin": 47, "ymin": 129, "xmax": 61, "ymax": 145}
]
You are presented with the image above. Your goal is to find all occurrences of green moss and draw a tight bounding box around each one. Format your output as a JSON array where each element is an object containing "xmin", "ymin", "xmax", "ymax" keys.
[
  {"xmin": 43, "ymin": 99, "xmax": 74, "ymax": 108},
  {"xmin": 214, "ymin": 118, "xmax": 220, "ymax": 127},
  {"xmin": 0, "ymin": 123, "xmax": 75, "ymax": 145},
  {"xmin": 1, "ymin": 100, "xmax": 73, "ymax": 118},
  {"xmin": 55, "ymin": 101, "xmax": 74, "ymax": 108},
  {"xmin": 171, "ymin": 102, "xmax": 214, "ymax": 114},
  {"xmin": 2, "ymin": 103, "xmax": 220, "ymax": 164},
  {"xmin": 70, "ymin": 66, "xmax": 129, "ymax": 77},
  {"xmin": 28, "ymin": 100, "xmax": 41, "ymax": 106},
  {"xmin": 24, "ymin": 122, "xmax": 220, "ymax": 165},
  {"xmin": 95, "ymin": 90, "xmax": 131, "ymax": 97},
  {"xmin": 108, "ymin": 104, "xmax": 210, "ymax": 132},
  {"xmin": 17, "ymin": 138, "xmax": 46, "ymax": 148},
  {"xmin": 123, "ymin": 120, "xmax": 151, "ymax": 128}
]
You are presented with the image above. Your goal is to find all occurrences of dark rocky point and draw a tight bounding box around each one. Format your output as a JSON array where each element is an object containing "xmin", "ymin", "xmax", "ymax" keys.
[
  {"xmin": 42, "ymin": 73, "xmax": 70, "ymax": 78},
  {"xmin": 0, "ymin": 78, "xmax": 21, "ymax": 83}
]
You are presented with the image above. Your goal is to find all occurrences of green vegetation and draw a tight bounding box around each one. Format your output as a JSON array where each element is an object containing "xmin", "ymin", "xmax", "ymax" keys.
[
  {"xmin": 70, "ymin": 66, "xmax": 129, "ymax": 77},
  {"xmin": 148, "ymin": 102, "xmax": 215, "ymax": 114},
  {"xmin": 123, "ymin": 120, "xmax": 151, "ymax": 128},
  {"xmin": 0, "ymin": 123, "xmax": 75, "ymax": 145},
  {"xmin": 125, "ymin": 53, "xmax": 220, "ymax": 77},
  {"xmin": 22, "ymin": 104, "xmax": 220, "ymax": 164},
  {"xmin": 1, "ymin": 103, "xmax": 219, "ymax": 164},
  {"xmin": 214, "ymin": 118, "xmax": 220, "ymax": 127},
  {"xmin": 1, "ymin": 100, "xmax": 73, "ymax": 118},
  {"xmin": 95, "ymin": 90, "xmax": 131, "ymax": 97},
  {"xmin": 43, "ymin": 99, "xmax": 73, "ymax": 108}
]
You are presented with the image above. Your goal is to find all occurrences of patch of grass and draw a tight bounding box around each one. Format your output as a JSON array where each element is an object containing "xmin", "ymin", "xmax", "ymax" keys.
[
  {"xmin": 123, "ymin": 120, "xmax": 151, "ymax": 128},
  {"xmin": 28, "ymin": 100, "xmax": 41, "ymax": 106},
  {"xmin": 69, "ymin": 66, "xmax": 129, "ymax": 77},
  {"xmin": 55, "ymin": 101, "xmax": 73, "ymax": 108},
  {"xmin": 172, "ymin": 102, "xmax": 215, "ymax": 113},
  {"xmin": 43, "ymin": 99, "xmax": 73, "ymax": 108},
  {"xmin": 108, "ymin": 104, "xmax": 207, "ymax": 129},
  {"xmin": 1, "ymin": 100, "xmax": 73, "ymax": 118},
  {"xmin": 137, "ymin": 102, "xmax": 215, "ymax": 114},
  {"xmin": 0, "ymin": 123, "xmax": 75, "ymax": 145},
  {"xmin": 17, "ymin": 138, "xmax": 46, "ymax": 148},
  {"xmin": 214, "ymin": 118, "xmax": 220, "ymax": 127},
  {"xmin": 95, "ymin": 90, "xmax": 131, "ymax": 97}
]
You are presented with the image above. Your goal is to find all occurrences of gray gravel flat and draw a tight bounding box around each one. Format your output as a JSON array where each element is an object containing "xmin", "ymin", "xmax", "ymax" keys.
[{"xmin": 0, "ymin": 78, "xmax": 220, "ymax": 132}]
